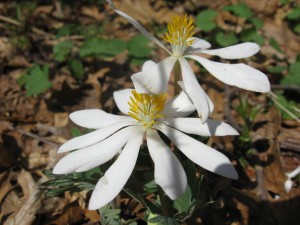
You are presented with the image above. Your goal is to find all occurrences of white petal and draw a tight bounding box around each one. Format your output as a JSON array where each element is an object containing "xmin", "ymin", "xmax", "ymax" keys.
[
  {"xmin": 70, "ymin": 109, "xmax": 135, "ymax": 129},
  {"xmin": 158, "ymin": 124, "xmax": 238, "ymax": 179},
  {"xmin": 105, "ymin": 0, "xmax": 171, "ymax": 54},
  {"xmin": 113, "ymin": 89, "xmax": 133, "ymax": 115},
  {"xmin": 88, "ymin": 128, "xmax": 143, "ymax": 210},
  {"xmin": 53, "ymin": 126, "xmax": 137, "ymax": 174},
  {"xmin": 58, "ymin": 120, "xmax": 137, "ymax": 153},
  {"xmin": 131, "ymin": 57, "xmax": 177, "ymax": 94},
  {"xmin": 200, "ymin": 42, "xmax": 260, "ymax": 59},
  {"xmin": 142, "ymin": 60, "xmax": 156, "ymax": 71},
  {"xmin": 146, "ymin": 129, "xmax": 187, "ymax": 200},
  {"xmin": 185, "ymin": 37, "xmax": 211, "ymax": 54},
  {"xmin": 162, "ymin": 118, "xmax": 239, "ymax": 136},
  {"xmin": 187, "ymin": 55, "xmax": 270, "ymax": 93},
  {"xmin": 179, "ymin": 58, "xmax": 214, "ymax": 122},
  {"xmin": 162, "ymin": 91, "xmax": 196, "ymax": 117},
  {"xmin": 284, "ymin": 179, "xmax": 293, "ymax": 193}
]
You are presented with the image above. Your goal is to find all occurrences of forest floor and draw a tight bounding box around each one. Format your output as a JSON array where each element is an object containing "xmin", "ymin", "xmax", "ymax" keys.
[{"xmin": 0, "ymin": 0, "xmax": 300, "ymax": 225}]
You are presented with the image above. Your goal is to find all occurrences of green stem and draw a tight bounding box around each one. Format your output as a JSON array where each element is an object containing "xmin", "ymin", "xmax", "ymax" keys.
[
  {"xmin": 174, "ymin": 60, "xmax": 181, "ymax": 97},
  {"xmin": 158, "ymin": 186, "xmax": 169, "ymax": 216}
]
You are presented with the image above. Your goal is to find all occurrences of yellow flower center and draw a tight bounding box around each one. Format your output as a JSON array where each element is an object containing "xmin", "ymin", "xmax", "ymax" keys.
[
  {"xmin": 128, "ymin": 90, "xmax": 167, "ymax": 129},
  {"xmin": 162, "ymin": 14, "xmax": 195, "ymax": 57}
]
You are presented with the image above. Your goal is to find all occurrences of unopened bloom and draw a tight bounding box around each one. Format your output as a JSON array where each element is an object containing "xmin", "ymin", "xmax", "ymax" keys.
[
  {"xmin": 53, "ymin": 65, "xmax": 238, "ymax": 210},
  {"xmin": 106, "ymin": 0, "xmax": 270, "ymax": 122}
]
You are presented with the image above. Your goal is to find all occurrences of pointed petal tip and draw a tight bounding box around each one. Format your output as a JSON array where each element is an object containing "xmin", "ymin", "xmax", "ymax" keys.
[
  {"xmin": 88, "ymin": 196, "xmax": 102, "ymax": 210},
  {"xmin": 215, "ymin": 163, "xmax": 238, "ymax": 180}
]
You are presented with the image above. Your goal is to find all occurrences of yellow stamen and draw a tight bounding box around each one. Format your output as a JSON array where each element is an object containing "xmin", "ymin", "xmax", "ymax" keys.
[
  {"xmin": 162, "ymin": 14, "xmax": 195, "ymax": 56},
  {"xmin": 128, "ymin": 90, "xmax": 167, "ymax": 129}
]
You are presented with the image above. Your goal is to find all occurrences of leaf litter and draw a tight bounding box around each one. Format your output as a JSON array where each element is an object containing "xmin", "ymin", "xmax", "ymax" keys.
[{"xmin": 0, "ymin": 0, "xmax": 300, "ymax": 224}]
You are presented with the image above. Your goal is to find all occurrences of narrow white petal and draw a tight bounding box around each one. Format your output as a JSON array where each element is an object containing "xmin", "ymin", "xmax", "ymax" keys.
[
  {"xmin": 142, "ymin": 60, "xmax": 156, "ymax": 71},
  {"xmin": 70, "ymin": 109, "xmax": 135, "ymax": 129},
  {"xmin": 88, "ymin": 128, "xmax": 143, "ymax": 210},
  {"xmin": 131, "ymin": 57, "xmax": 177, "ymax": 94},
  {"xmin": 146, "ymin": 129, "xmax": 187, "ymax": 199},
  {"xmin": 113, "ymin": 89, "xmax": 133, "ymax": 115},
  {"xmin": 187, "ymin": 55, "xmax": 270, "ymax": 93},
  {"xmin": 105, "ymin": 0, "xmax": 170, "ymax": 54},
  {"xmin": 185, "ymin": 37, "xmax": 211, "ymax": 54},
  {"xmin": 179, "ymin": 58, "xmax": 214, "ymax": 123},
  {"xmin": 162, "ymin": 118, "xmax": 239, "ymax": 136},
  {"xmin": 58, "ymin": 120, "xmax": 137, "ymax": 153},
  {"xmin": 158, "ymin": 124, "xmax": 238, "ymax": 179},
  {"xmin": 53, "ymin": 126, "xmax": 137, "ymax": 174},
  {"xmin": 200, "ymin": 42, "xmax": 260, "ymax": 59},
  {"xmin": 284, "ymin": 179, "xmax": 293, "ymax": 193},
  {"xmin": 162, "ymin": 91, "xmax": 196, "ymax": 117}
]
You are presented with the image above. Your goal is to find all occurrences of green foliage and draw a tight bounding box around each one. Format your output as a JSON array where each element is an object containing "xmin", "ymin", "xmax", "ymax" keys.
[
  {"xmin": 241, "ymin": 29, "xmax": 265, "ymax": 46},
  {"xmin": 18, "ymin": 64, "xmax": 52, "ymax": 96},
  {"xmin": 53, "ymin": 40, "xmax": 74, "ymax": 62},
  {"xmin": 79, "ymin": 37, "xmax": 126, "ymax": 58},
  {"xmin": 223, "ymin": 3, "xmax": 252, "ymax": 19},
  {"xmin": 68, "ymin": 59, "xmax": 85, "ymax": 80},
  {"xmin": 127, "ymin": 35, "xmax": 152, "ymax": 58},
  {"xmin": 250, "ymin": 18, "xmax": 264, "ymax": 29},
  {"xmin": 173, "ymin": 186, "xmax": 192, "ymax": 212},
  {"xmin": 267, "ymin": 65, "xmax": 288, "ymax": 74},
  {"xmin": 280, "ymin": 62, "xmax": 300, "ymax": 85},
  {"xmin": 99, "ymin": 205, "xmax": 122, "ymax": 225},
  {"xmin": 269, "ymin": 37, "xmax": 283, "ymax": 53},
  {"xmin": 286, "ymin": 8, "xmax": 300, "ymax": 20},
  {"xmin": 195, "ymin": 9, "xmax": 217, "ymax": 32},
  {"xmin": 42, "ymin": 168, "xmax": 100, "ymax": 197},
  {"xmin": 148, "ymin": 214, "xmax": 179, "ymax": 225},
  {"xmin": 215, "ymin": 32, "xmax": 238, "ymax": 47},
  {"xmin": 273, "ymin": 92, "xmax": 300, "ymax": 120}
]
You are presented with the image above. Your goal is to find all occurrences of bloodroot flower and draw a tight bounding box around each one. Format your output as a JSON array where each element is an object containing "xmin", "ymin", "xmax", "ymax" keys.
[
  {"xmin": 53, "ymin": 66, "xmax": 239, "ymax": 210},
  {"xmin": 106, "ymin": 0, "xmax": 270, "ymax": 122}
]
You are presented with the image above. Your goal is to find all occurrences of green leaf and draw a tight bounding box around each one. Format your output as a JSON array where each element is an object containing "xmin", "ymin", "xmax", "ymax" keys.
[
  {"xmin": 173, "ymin": 185, "xmax": 192, "ymax": 212},
  {"xmin": 269, "ymin": 37, "xmax": 283, "ymax": 53},
  {"xmin": 99, "ymin": 204, "xmax": 122, "ymax": 225},
  {"xmin": 280, "ymin": 62, "xmax": 300, "ymax": 85},
  {"xmin": 79, "ymin": 37, "xmax": 126, "ymax": 58},
  {"xmin": 250, "ymin": 18, "xmax": 264, "ymax": 29},
  {"xmin": 144, "ymin": 179, "xmax": 158, "ymax": 193},
  {"xmin": 195, "ymin": 9, "xmax": 217, "ymax": 32},
  {"xmin": 68, "ymin": 59, "xmax": 85, "ymax": 79},
  {"xmin": 241, "ymin": 28, "xmax": 265, "ymax": 46},
  {"xmin": 267, "ymin": 65, "xmax": 287, "ymax": 74},
  {"xmin": 18, "ymin": 64, "xmax": 52, "ymax": 96},
  {"xmin": 53, "ymin": 40, "xmax": 74, "ymax": 62},
  {"xmin": 127, "ymin": 35, "xmax": 152, "ymax": 57},
  {"xmin": 293, "ymin": 23, "xmax": 300, "ymax": 33},
  {"xmin": 215, "ymin": 32, "xmax": 238, "ymax": 47},
  {"xmin": 223, "ymin": 3, "xmax": 252, "ymax": 19},
  {"xmin": 286, "ymin": 8, "xmax": 300, "ymax": 20},
  {"xmin": 148, "ymin": 214, "xmax": 179, "ymax": 225},
  {"xmin": 71, "ymin": 127, "xmax": 82, "ymax": 137},
  {"xmin": 273, "ymin": 93, "xmax": 300, "ymax": 120}
]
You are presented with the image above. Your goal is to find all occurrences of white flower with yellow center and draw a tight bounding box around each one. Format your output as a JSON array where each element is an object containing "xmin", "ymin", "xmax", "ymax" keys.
[
  {"xmin": 105, "ymin": 0, "xmax": 270, "ymax": 122},
  {"xmin": 53, "ymin": 66, "xmax": 238, "ymax": 210}
]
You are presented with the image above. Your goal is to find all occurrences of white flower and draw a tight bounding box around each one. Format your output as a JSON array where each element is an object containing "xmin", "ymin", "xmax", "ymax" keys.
[
  {"xmin": 105, "ymin": 0, "xmax": 270, "ymax": 122},
  {"xmin": 284, "ymin": 165, "xmax": 300, "ymax": 193},
  {"xmin": 53, "ymin": 64, "xmax": 239, "ymax": 210}
]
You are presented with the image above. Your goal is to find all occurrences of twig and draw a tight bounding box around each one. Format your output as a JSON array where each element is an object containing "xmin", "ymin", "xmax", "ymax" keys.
[
  {"xmin": 0, "ymin": 14, "xmax": 55, "ymax": 39},
  {"xmin": 0, "ymin": 121, "xmax": 60, "ymax": 147},
  {"xmin": 271, "ymin": 84, "xmax": 300, "ymax": 92}
]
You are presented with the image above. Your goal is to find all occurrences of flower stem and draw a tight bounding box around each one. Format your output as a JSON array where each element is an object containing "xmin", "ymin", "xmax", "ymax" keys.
[
  {"xmin": 174, "ymin": 60, "xmax": 181, "ymax": 97},
  {"xmin": 158, "ymin": 186, "xmax": 169, "ymax": 216}
]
